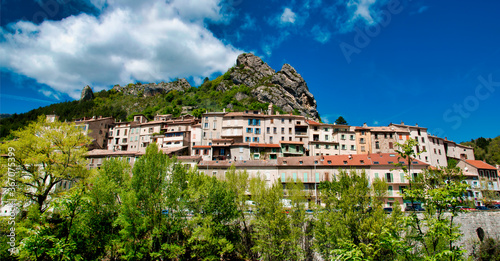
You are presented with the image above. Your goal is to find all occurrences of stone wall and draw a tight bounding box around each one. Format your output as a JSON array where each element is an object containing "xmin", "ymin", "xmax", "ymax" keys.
[{"xmin": 454, "ymin": 210, "xmax": 500, "ymax": 254}]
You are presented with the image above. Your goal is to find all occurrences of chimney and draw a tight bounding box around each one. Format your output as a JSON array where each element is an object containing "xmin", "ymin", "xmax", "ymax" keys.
[
  {"xmin": 223, "ymin": 108, "xmax": 226, "ymax": 113},
  {"xmin": 268, "ymin": 103, "xmax": 274, "ymax": 115},
  {"xmin": 363, "ymin": 122, "xmax": 367, "ymax": 127},
  {"xmin": 349, "ymin": 154, "xmax": 352, "ymax": 160},
  {"xmin": 415, "ymin": 123, "xmax": 418, "ymax": 127},
  {"xmin": 401, "ymin": 121, "xmax": 404, "ymax": 125}
]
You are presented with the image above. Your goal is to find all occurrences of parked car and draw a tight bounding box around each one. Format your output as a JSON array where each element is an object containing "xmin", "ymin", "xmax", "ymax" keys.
[
  {"xmin": 476, "ymin": 206, "xmax": 489, "ymax": 211},
  {"xmin": 405, "ymin": 206, "xmax": 425, "ymax": 212},
  {"xmin": 487, "ymin": 204, "xmax": 500, "ymax": 209},
  {"xmin": 453, "ymin": 206, "xmax": 476, "ymax": 211},
  {"xmin": 383, "ymin": 207, "xmax": 393, "ymax": 213}
]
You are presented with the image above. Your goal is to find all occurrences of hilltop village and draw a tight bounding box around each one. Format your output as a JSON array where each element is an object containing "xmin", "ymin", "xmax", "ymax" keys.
[{"xmin": 57, "ymin": 104, "xmax": 500, "ymax": 210}]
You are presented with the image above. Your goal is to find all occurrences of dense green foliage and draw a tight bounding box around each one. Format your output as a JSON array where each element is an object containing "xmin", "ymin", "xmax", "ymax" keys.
[
  {"xmin": 0, "ymin": 120, "xmax": 485, "ymax": 260},
  {"xmin": 461, "ymin": 136, "xmax": 500, "ymax": 165}
]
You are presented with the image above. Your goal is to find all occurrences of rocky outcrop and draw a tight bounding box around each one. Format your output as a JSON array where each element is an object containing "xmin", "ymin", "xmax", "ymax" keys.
[
  {"xmin": 113, "ymin": 78, "xmax": 191, "ymax": 97},
  {"xmin": 231, "ymin": 53, "xmax": 275, "ymax": 87},
  {"xmin": 226, "ymin": 53, "xmax": 319, "ymax": 120},
  {"xmin": 80, "ymin": 85, "xmax": 94, "ymax": 101}
]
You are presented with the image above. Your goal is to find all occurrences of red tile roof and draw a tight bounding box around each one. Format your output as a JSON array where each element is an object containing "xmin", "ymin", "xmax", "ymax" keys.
[
  {"xmin": 306, "ymin": 120, "xmax": 321, "ymax": 125},
  {"xmin": 193, "ymin": 145, "xmax": 211, "ymax": 149},
  {"xmin": 465, "ymin": 160, "xmax": 497, "ymax": 170}
]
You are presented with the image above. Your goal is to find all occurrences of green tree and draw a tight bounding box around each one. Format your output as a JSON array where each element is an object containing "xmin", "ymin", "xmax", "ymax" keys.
[
  {"xmin": 314, "ymin": 170, "xmax": 398, "ymax": 260},
  {"xmin": 334, "ymin": 116, "xmax": 348, "ymax": 125},
  {"xmin": 395, "ymin": 140, "xmax": 469, "ymax": 260},
  {"xmin": 0, "ymin": 115, "xmax": 92, "ymax": 213}
]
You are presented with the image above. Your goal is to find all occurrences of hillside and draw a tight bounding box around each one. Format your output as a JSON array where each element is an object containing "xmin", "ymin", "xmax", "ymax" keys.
[
  {"xmin": 461, "ymin": 136, "xmax": 500, "ymax": 165},
  {"xmin": 0, "ymin": 53, "xmax": 320, "ymax": 139}
]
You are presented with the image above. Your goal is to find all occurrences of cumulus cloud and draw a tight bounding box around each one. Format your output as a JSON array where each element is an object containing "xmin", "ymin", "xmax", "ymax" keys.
[
  {"xmin": 280, "ymin": 8, "xmax": 297, "ymax": 24},
  {"xmin": 0, "ymin": 0, "xmax": 243, "ymax": 99}
]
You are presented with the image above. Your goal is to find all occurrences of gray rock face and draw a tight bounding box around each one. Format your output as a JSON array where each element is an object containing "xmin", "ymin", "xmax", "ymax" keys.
[
  {"xmin": 113, "ymin": 78, "xmax": 192, "ymax": 97},
  {"xmin": 229, "ymin": 53, "xmax": 319, "ymax": 120},
  {"xmin": 81, "ymin": 85, "xmax": 94, "ymax": 101},
  {"xmin": 231, "ymin": 53, "xmax": 275, "ymax": 87}
]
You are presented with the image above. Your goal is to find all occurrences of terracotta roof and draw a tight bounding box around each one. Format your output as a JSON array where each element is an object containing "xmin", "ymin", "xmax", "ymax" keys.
[
  {"xmin": 177, "ymin": 156, "xmax": 202, "ymax": 161},
  {"xmin": 322, "ymin": 154, "xmax": 371, "ymax": 166},
  {"xmin": 250, "ymin": 143, "xmax": 281, "ymax": 148},
  {"xmin": 306, "ymin": 120, "xmax": 321, "ymax": 126},
  {"xmin": 193, "ymin": 145, "xmax": 211, "ymax": 149},
  {"xmin": 224, "ymin": 112, "xmax": 266, "ymax": 118},
  {"xmin": 279, "ymin": 141, "xmax": 304, "ymax": 145},
  {"xmin": 278, "ymin": 156, "xmax": 323, "ymax": 166},
  {"xmin": 86, "ymin": 149, "xmax": 140, "ymax": 157},
  {"xmin": 198, "ymin": 159, "xmax": 278, "ymax": 167},
  {"xmin": 160, "ymin": 146, "xmax": 187, "ymax": 154},
  {"xmin": 465, "ymin": 160, "xmax": 497, "ymax": 170}
]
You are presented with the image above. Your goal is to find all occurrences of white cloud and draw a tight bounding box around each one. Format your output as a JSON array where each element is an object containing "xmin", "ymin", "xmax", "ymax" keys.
[
  {"xmin": 311, "ymin": 25, "xmax": 331, "ymax": 44},
  {"xmin": 0, "ymin": 0, "xmax": 242, "ymax": 99},
  {"xmin": 280, "ymin": 8, "xmax": 297, "ymax": 24}
]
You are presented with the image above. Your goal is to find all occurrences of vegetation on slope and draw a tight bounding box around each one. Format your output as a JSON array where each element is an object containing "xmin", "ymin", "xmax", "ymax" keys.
[
  {"xmin": 0, "ymin": 74, "xmax": 288, "ymax": 140},
  {"xmin": 461, "ymin": 136, "xmax": 500, "ymax": 165}
]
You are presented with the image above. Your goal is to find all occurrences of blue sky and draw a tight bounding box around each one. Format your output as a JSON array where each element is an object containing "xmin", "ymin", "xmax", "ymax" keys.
[{"xmin": 1, "ymin": 0, "xmax": 499, "ymax": 142}]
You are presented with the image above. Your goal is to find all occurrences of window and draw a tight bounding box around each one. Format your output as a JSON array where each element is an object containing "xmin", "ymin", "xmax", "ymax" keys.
[
  {"xmin": 399, "ymin": 186, "xmax": 406, "ymax": 194},
  {"xmin": 271, "ymin": 119, "xmax": 274, "ymax": 124},
  {"xmin": 246, "ymin": 128, "xmax": 252, "ymax": 133},
  {"xmin": 212, "ymin": 171, "xmax": 217, "ymax": 176},
  {"xmin": 384, "ymin": 133, "xmax": 387, "ymax": 138},
  {"xmin": 293, "ymin": 173, "xmax": 297, "ymax": 182},
  {"xmin": 245, "ymin": 137, "xmax": 250, "ymax": 142},
  {"xmin": 253, "ymin": 137, "xmax": 259, "ymax": 142},
  {"xmin": 295, "ymin": 145, "xmax": 299, "ymax": 151},
  {"xmin": 389, "ymin": 133, "xmax": 393, "ymax": 138},
  {"xmin": 400, "ymin": 173, "xmax": 405, "ymax": 183},
  {"xmin": 204, "ymin": 149, "xmax": 209, "ymax": 155},
  {"xmin": 374, "ymin": 134, "xmax": 378, "ymax": 139},
  {"xmin": 421, "ymin": 137, "xmax": 425, "ymax": 142},
  {"xmin": 350, "ymin": 135, "xmax": 354, "ymax": 140},
  {"xmin": 315, "ymin": 144, "xmax": 320, "ymax": 149},
  {"xmin": 360, "ymin": 138, "xmax": 365, "ymax": 144},
  {"xmin": 267, "ymin": 127, "xmax": 270, "ymax": 134},
  {"xmin": 375, "ymin": 141, "xmax": 380, "ymax": 149},
  {"xmin": 341, "ymin": 145, "xmax": 346, "ymax": 150},
  {"xmin": 325, "ymin": 135, "xmax": 329, "ymax": 141},
  {"xmin": 388, "ymin": 186, "xmax": 393, "ymax": 196},
  {"xmin": 289, "ymin": 128, "xmax": 292, "ymax": 134},
  {"xmin": 239, "ymin": 147, "xmax": 243, "ymax": 153},
  {"xmin": 204, "ymin": 123, "xmax": 209, "ymax": 129},
  {"xmin": 131, "ymin": 128, "xmax": 134, "ymax": 134},
  {"xmin": 273, "ymin": 127, "xmax": 277, "ymax": 134},
  {"xmin": 417, "ymin": 129, "xmax": 421, "ymax": 136},
  {"xmin": 281, "ymin": 118, "xmax": 285, "ymax": 123},
  {"xmin": 389, "ymin": 142, "xmax": 393, "ymax": 149},
  {"xmin": 386, "ymin": 173, "xmax": 393, "ymax": 183},
  {"xmin": 438, "ymin": 149, "xmax": 441, "ymax": 155},
  {"xmin": 341, "ymin": 134, "xmax": 345, "ymax": 140},
  {"xmin": 325, "ymin": 145, "xmax": 330, "ymax": 149},
  {"xmin": 374, "ymin": 173, "xmax": 379, "ymax": 179},
  {"xmin": 255, "ymin": 128, "xmax": 261, "ymax": 134},
  {"xmin": 281, "ymin": 173, "xmax": 286, "ymax": 182},
  {"xmin": 361, "ymin": 146, "xmax": 365, "ymax": 152},
  {"xmin": 303, "ymin": 173, "xmax": 308, "ymax": 182},
  {"xmin": 116, "ymin": 130, "xmax": 120, "ymax": 136},
  {"xmin": 270, "ymin": 136, "xmax": 273, "ymax": 143},
  {"xmin": 399, "ymin": 134, "xmax": 402, "ymax": 140},
  {"xmin": 195, "ymin": 149, "xmax": 200, "ymax": 155},
  {"xmin": 351, "ymin": 145, "xmax": 355, "ymax": 150},
  {"xmin": 281, "ymin": 127, "xmax": 285, "ymax": 134},
  {"xmin": 124, "ymin": 129, "xmax": 128, "ymax": 135}
]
